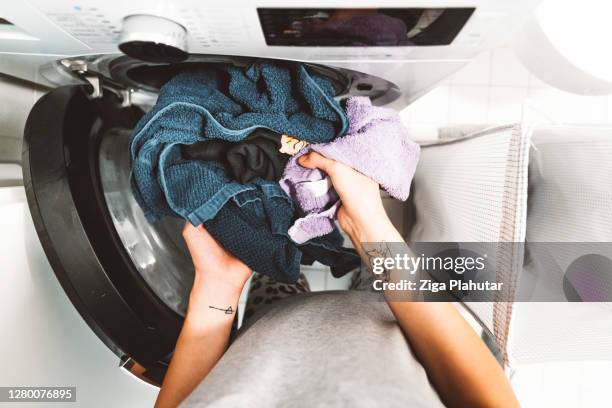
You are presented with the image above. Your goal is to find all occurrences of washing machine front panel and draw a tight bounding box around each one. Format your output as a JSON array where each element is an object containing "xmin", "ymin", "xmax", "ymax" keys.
[
  {"xmin": 0, "ymin": 1, "xmax": 541, "ymax": 106},
  {"xmin": 9, "ymin": 0, "xmax": 538, "ymax": 60}
]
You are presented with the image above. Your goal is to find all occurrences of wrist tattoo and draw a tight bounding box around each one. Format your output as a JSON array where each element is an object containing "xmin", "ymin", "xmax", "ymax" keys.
[
  {"xmin": 364, "ymin": 241, "xmax": 394, "ymax": 283},
  {"xmin": 209, "ymin": 305, "xmax": 234, "ymax": 314}
]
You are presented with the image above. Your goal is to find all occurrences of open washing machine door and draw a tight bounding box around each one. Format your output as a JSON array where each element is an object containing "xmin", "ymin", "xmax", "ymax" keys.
[
  {"xmin": 23, "ymin": 84, "xmax": 181, "ymax": 382},
  {"xmin": 21, "ymin": 55, "xmax": 396, "ymax": 383}
]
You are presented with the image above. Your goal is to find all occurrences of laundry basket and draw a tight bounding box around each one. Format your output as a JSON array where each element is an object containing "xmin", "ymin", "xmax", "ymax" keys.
[
  {"xmin": 508, "ymin": 125, "xmax": 612, "ymax": 367},
  {"xmin": 408, "ymin": 123, "xmax": 612, "ymax": 367},
  {"xmin": 409, "ymin": 123, "xmax": 530, "ymax": 363}
]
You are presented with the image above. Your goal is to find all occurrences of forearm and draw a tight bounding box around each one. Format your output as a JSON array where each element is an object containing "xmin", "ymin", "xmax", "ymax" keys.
[
  {"xmin": 155, "ymin": 274, "xmax": 241, "ymax": 408},
  {"xmin": 346, "ymin": 218, "xmax": 519, "ymax": 408},
  {"xmin": 386, "ymin": 301, "xmax": 519, "ymax": 408}
]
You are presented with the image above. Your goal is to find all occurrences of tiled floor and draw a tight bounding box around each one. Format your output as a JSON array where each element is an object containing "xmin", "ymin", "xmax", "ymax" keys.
[
  {"xmin": 511, "ymin": 361, "xmax": 612, "ymax": 408},
  {"xmin": 401, "ymin": 46, "xmax": 612, "ymax": 143}
]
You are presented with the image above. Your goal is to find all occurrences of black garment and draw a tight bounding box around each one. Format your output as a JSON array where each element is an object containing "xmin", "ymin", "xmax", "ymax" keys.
[{"xmin": 182, "ymin": 129, "xmax": 289, "ymax": 184}]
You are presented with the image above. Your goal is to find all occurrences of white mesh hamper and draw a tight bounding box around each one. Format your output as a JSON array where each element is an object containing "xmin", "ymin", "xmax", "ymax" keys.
[
  {"xmin": 410, "ymin": 124, "xmax": 531, "ymax": 363},
  {"xmin": 410, "ymin": 123, "xmax": 612, "ymax": 368},
  {"xmin": 507, "ymin": 125, "xmax": 612, "ymax": 367}
]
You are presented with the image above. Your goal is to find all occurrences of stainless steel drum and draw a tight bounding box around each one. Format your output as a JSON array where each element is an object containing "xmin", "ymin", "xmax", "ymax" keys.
[{"xmin": 98, "ymin": 128, "xmax": 193, "ymax": 316}]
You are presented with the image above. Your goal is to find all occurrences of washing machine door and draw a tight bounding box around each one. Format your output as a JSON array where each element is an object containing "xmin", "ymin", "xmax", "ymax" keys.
[{"xmin": 23, "ymin": 85, "xmax": 187, "ymax": 381}]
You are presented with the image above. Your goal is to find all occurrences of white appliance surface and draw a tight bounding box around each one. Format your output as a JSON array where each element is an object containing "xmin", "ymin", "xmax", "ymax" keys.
[
  {"xmin": 0, "ymin": 187, "xmax": 158, "ymax": 408},
  {"xmin": 0, "ymin": 0, "xmax": 541, "ymax": 107}
]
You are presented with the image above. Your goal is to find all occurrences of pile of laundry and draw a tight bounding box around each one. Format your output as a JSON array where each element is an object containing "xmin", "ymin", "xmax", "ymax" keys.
[{"xmin": 130, "ymin": 61, "xmax": 419, "ymax": 283}]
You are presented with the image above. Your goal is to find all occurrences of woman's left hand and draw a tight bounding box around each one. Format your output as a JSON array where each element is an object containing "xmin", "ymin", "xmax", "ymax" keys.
[
  {"xmin": 156, "ymin": 223, "xmax": 251, "ymax": 408},
  {"xmin": 182, "ymin": 223, "xmax": 252, "ymax": 303}
]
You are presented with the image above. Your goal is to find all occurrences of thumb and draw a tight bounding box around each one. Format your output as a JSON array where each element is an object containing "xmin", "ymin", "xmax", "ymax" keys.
[{"xmin": 298, "ymin": 151, "xmax": 334, "ymax": 173}]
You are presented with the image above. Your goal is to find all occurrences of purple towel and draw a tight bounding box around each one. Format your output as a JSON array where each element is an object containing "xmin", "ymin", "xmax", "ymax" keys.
[{"xmin": 280, "ymin": 96, "xmax": 420, "ymax": 244}]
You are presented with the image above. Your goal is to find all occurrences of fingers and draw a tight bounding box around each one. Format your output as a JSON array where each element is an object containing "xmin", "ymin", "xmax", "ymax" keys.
[
  {"xmin": 182, "ymin": 222, "xmax": 222, "ymax": 259},
  {"xmin": 182, "ymin": 222, "xmax": 197, "ymax": 237},
  {"xmin": 182, "ymin": 222, "xmax": 208, "ymax": 239},
  {"xmin": 298, "ymin": 151, "xmax": 334, "ymax": 173}
]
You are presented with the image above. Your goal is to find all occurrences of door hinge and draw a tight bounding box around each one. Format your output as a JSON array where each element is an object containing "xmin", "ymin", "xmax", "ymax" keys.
[
  {"xmin": 61, "ymin": 58, "xmax": 132, "ymax": 107},
  {"xmin": 83, "ymin": 74, "xmax": 132, "ymax": 107}
]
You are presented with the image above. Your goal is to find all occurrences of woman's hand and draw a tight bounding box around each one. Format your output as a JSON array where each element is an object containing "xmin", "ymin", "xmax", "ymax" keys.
[
  {"xmin": 156, "ymin": 224, "xmax": 250, "ymax": 408},
  {"xmin": 300, "ymin": 153, "xmax": 520, "ymax": 408},
  {"xmin": 182, "ymin": 223, "xmax": 252, "ymax": 310},
  {"xmin": 298, "ymin": 152, "xmax": 401, "ymax": 244}
]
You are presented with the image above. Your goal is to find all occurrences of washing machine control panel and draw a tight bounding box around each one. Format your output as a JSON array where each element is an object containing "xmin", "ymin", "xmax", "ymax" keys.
[{"xmin": 0, "ymin": 0, "xmax": 541, "ymax": 61}]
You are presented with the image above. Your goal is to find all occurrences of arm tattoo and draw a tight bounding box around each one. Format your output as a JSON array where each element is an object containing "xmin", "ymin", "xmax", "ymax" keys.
[
  {"xmin": 208, "ymin": 305, "xmax": 234, "ymax": 314},
  {"xmin": 363, "ymin": 241, "xmax": 394, "ymax": 283}
]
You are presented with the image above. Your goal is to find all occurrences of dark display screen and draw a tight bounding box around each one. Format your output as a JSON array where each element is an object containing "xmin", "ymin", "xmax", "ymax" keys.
[{"xmin": 258, "ymin": 8, "xmax": 475, "ymax": 47}]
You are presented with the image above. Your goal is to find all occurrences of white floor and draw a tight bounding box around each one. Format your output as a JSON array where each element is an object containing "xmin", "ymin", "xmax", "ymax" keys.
[{"xmin": 511, "ymin": 361, "xmax": 612, "ymax": 407}]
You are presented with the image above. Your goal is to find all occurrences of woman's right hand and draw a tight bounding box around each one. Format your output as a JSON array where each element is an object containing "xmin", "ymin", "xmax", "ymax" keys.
[
  {"xmin": 301, "ymin": 153, "xmax": 520, "ymax": 408},
  {"xmin": 298, "ymin": 151, "xmax": 400, "ymax": 244}
]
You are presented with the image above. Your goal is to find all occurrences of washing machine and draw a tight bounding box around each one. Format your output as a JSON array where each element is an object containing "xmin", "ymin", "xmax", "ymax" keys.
[{"xmin": 0, "ymin": 0, "xmax": 540, "ymax": 392}]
